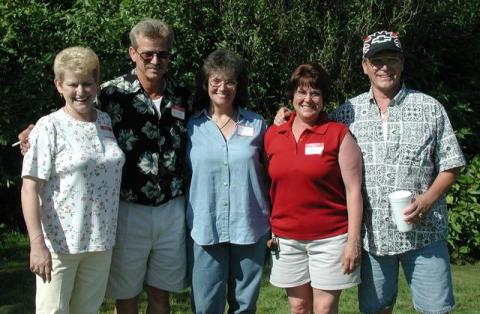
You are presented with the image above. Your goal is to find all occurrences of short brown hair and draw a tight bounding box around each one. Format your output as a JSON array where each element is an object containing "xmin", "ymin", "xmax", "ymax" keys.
[
  {"xmin": 193, "ymin": 48, "xmax": 248, "ymax": 112},
  {"xmin": 287, "ymin": 63, "xmax": 330, "ymax": 101}
]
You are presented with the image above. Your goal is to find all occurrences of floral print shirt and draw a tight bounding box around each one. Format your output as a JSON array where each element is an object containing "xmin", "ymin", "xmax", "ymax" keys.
[
  {"xmin": 330, "ymin": 86, "xmax": 466, "ymax": 255},
  {"xmin": 22, "ymin": 109, "xmax": 125, "ymax": 253},
  {"xmin": 98, "ymin": 69, "xmax": 191, "ymax": 206}
]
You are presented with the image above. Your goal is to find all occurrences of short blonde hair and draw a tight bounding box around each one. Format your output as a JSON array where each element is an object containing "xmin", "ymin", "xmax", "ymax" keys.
[
  {"xmin": 129, "ymin": 18, "xmax": 174, "ymax": 50},
  {"xmin": 53, "ymin": 46, "xmax": 100, "ymax": 83}
]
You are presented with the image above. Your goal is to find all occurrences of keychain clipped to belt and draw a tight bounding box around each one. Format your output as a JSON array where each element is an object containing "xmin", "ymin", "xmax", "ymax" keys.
[{"xmin": 267, "ymin": 234, "xmax": 280, "ymax": 259}]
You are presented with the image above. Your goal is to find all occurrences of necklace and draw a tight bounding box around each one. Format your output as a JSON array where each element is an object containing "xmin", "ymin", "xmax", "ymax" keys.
[{"xmin": 213, "ymin": 117, "xmax": 232, "ymax": 130}]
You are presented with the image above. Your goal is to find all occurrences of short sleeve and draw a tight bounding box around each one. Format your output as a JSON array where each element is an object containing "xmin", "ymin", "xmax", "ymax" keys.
[
  {"xmin": 433, "ymin": 101, "xmax": 466, "ymax": 172},
  {"xmin": 21, "ymin": 116, "xmax": 56, "ymax": 181}
]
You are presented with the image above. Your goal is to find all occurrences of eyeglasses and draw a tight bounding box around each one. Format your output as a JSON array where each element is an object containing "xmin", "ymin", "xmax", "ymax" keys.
[
  {"xmin": 368, "ymin": 57, "xmax": 402, "ymax": 68},
  {"xmin": 135, "ymin": 49, "xmax": 171, "ymax": 62},
  {"xmin": 295, "ymin": 89, "xmax": 322, "ymax": 101},
  {"xmin": 209, "ymin": 78, "xmax": 238, "ymax": 89}
]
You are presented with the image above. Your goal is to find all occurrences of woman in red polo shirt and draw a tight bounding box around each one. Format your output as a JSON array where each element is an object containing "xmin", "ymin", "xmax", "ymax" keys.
[{"xmin": 264, "ymin": 63, "xmax": 363, "ymax": 313}]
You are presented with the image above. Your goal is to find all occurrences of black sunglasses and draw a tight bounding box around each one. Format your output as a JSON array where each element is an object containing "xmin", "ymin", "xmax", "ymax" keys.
[{"xmin": 135, "ymin": 49, "xmax": 172, "ymax": 62}]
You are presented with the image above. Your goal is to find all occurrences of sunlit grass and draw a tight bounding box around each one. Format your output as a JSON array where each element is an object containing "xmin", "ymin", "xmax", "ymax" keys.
[{"xmin": 1, "ymin": 232, "xmax": 479, "ymax": 313}]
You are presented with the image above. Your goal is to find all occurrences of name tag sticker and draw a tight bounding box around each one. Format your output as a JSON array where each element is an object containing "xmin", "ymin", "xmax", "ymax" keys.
[
  {"xmin": 305, "ymin": 143, "xmax": 324, "ymax": 155},
  {"xmin": 237, "ymin": 125, "xmax": 254, "ymax": 137},
  {"xmin": 171, "ymin": 105, "xmax": 185, "ymax": 120}
]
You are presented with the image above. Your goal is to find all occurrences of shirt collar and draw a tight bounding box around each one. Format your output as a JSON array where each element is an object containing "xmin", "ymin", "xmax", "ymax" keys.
[
  {"xmin": 368, "ymin": 83, "xmax": 408, "ymax": 107},
  {"xmin": 194, "ymin": 106, "xmax": 246, "ymax": 120},
  {"xmin": 110, "ymin": 68, "xmax": 176, "ymax": 96},
  {"xmin": 276, "ymin": 112, "xmax": 330, "ymax": 135}
]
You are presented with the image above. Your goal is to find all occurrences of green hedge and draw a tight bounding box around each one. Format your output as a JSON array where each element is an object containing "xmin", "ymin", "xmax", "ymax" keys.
[
  {"xmin": 447, "ymin": 156, "xmax": 480, "ymax": 262},
  {"xmin": 1, "ymin": 0, "xmax": 479, "ymax": 261}
]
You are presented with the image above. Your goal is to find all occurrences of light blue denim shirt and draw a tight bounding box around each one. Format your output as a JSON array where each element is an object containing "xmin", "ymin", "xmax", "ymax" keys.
[{"xmin": 186, "ymin": 107, "xmax": 271, "ymax": 245}]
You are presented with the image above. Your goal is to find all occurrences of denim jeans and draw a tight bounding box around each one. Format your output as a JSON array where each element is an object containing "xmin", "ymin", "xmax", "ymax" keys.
[
  {"xmin": 188, "ymin": 233, "xmax": 269, "ymax": 314},
  {"xmin": 359, "ymin": 240, "xmax": 455, "ymax": 314}
]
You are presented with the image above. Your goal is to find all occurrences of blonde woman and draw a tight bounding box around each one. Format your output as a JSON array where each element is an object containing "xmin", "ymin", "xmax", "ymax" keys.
[{"xmin": 21, "ymin": 46, "xmax": 125, "ymax": 313}]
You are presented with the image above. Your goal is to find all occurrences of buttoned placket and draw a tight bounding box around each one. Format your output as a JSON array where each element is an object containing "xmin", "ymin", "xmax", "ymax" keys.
[
  {"xmin": 369, "ymin": 98, "xmax": 395, "ymax": 223},
  {"xmin": 209, "ymin": 116, "xmax": 232, "ymax": 242},
  {"xmin": 290, "ymin": 125, "xmax": 310, "ymax": 156},
  {"xmin": 156, "ymin": 97, "xmax": 164, "ymax": 152}
]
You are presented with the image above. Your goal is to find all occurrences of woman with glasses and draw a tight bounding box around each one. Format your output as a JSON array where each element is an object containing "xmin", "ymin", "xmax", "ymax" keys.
[
  {"xmin": 186, "ymin": 48, "xmax": 270, "ymax": 313},
  {"xmin": 264, "ymin": 63, "xmax": 363, "ymax": 313},
  {"xmin": 21, "ymin": 46, "xmax": 125, "ymax": 313}
]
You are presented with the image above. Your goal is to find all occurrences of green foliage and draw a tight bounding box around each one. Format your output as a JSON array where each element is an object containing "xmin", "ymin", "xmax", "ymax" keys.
[
  {"xmin": 1, "ymin": 0, "xmax": 479, "ymax": 260},
  {"xmin": 447, "ymin": 155, "xmax": 480, "ymax": 263}
]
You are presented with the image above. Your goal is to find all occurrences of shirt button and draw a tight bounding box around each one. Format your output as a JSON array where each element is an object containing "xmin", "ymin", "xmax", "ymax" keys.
[
  {"xmin": 223, "ymin": 182, "xmax": 228, "ymax": 186},
  {"xmin": 223, "ymin": 202, "xmax": 228, "ymax": 206},
  {"xmin": 223, "ymin": 161, "xmax": 228, "ymax": 165}
]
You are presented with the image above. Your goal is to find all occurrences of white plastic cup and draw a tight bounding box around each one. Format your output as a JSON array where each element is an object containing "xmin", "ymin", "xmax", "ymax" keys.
[{"xmin": 388, "ymin": 190, "xmax": 413, "ymax": 232}]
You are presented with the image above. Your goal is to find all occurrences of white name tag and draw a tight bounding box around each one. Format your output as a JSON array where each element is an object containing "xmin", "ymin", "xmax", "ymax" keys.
[
  {"xmin": 305, "ymin": 143, "xmax": 324, "ymax": 155},
  {"xmin": 237, "ymin": 125, "xmax": 254, "ymax": 137},
  {"xmin": 171, "ymin": 105, "xmax": 185, "ymax": 120}
]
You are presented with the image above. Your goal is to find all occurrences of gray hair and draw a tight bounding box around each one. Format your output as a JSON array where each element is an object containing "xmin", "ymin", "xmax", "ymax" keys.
[{"xmin": 129, "ymin": 18, "xmax": 174, "ymax": 50}]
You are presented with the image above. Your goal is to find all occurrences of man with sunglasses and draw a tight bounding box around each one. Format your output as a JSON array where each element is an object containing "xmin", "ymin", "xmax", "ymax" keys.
[
  {"xmin": 96, "ymin": 18, "xmax": 190, "ymax": 314},
  {"xmin": 18, "ymin": 18, "xmax": 189, "ymax": 313},
  {"xmin": 330, "ymin": 31, "xmax": 465, "ymax": 314}
]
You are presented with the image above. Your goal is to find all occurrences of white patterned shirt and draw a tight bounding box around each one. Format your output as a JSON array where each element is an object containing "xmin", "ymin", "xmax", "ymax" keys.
[
  {"xmin": 330, "ymin": 86, "xmax": 466, "ymax": 255},
  {"xmin": 22, "ymin": 109, "xmax": 125, "ymax": 254}
]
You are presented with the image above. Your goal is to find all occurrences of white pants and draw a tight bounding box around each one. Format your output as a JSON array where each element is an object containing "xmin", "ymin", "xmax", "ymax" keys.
[{"xmin": 35, "ymin": 250, "xmax": 112, "ymax": 314}]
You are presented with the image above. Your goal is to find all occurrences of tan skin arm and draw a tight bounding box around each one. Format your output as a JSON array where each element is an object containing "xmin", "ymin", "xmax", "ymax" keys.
[
  {"xmin": 338, "ymin": 132, "xmax": 363, "ymax": 274},
  {"xmin": 17, "ymin": 124, "xmax": 34, "ymax": 155},
  {"xmin": 404, "ymin": 167, "xmax": 461, "ymax": 223},
  {"xmin": 21, "ymin": 176, "xmax": 52, "ymax": 283}
]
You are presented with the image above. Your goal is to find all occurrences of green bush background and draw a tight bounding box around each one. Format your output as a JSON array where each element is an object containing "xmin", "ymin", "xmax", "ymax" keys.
[{"xmin": 1, "ymin": 0, "xmax": 479, "ymax": 261}]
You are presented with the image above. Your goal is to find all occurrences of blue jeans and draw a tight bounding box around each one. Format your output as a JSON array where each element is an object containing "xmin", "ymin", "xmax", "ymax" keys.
[
  {"xmin": 188, "ymin": 233, "xmax": 269, "ymax": 314},
  {"xmin": 359, "ymin": 240, "xmax": 455, "ymax": 314}
]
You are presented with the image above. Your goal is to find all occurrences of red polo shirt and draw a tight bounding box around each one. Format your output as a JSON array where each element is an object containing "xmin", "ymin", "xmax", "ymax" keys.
[{"xmin": 264, "ymin": 113, "xmax": 349, "ymax": 240}]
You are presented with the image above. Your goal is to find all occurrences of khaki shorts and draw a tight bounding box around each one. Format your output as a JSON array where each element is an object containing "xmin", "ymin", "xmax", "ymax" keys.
[
  {"xmin": 106, "ymin": 197, "xmax": 187, "ymax": 299},
  {"xmin": 269, "ymin": 233, "xmax": 360, "ymax": 290}
]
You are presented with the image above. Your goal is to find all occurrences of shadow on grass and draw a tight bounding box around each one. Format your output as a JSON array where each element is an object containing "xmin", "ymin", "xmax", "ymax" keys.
[
  {"xmin": 2, "ymin": 231, "xmax": 479, "ymax": 313},
  {"xmin": 0, "ymin": 232, "xmax": 35, "ymax": 314}
]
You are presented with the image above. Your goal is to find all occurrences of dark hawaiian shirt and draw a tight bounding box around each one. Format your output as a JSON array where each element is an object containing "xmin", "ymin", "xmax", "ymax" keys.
[{"xmin": 97, "ymin": 69, "xmax": 191, "ymax": 206}]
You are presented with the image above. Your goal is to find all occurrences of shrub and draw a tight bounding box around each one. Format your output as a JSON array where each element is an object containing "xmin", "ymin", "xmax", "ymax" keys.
[
  {"xmin": 1, "ymin": 0, "xmax": 479, "ymax": 261},
  {"xmin": 447, "ymin": 155, "xmax": 480, "ymax": 263}
]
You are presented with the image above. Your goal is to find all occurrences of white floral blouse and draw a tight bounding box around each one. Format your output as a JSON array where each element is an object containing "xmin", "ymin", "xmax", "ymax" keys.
[{"xmin": 22, "ymin": 109, "xmax": 125, "ymax": 254}]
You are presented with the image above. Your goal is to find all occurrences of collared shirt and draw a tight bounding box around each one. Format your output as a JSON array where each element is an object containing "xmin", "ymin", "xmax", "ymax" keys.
[
  {"xmin": 97, "ymin": 69, "xmax": 191, "ymax": 206},
  {"xmin": 330, "ymin": 86, "xmax": 466, "ymax": 255},
  {"xmin": 186, "ymin": 107, "xmax": 271, "ymax": 245},
  {"xmin": 265, "ymin": 112, "xmax": 350, "ymax": 240}
]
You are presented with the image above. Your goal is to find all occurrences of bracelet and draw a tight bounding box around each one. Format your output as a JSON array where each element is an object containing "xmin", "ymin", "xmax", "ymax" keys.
[{"xmin": 29, "ymin": 233, "xmax": 44, "ymax": 243}]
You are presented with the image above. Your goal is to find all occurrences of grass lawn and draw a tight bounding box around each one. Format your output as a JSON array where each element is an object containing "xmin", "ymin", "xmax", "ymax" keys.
[{"xmin": 1, "ymin": 231, "xmax": 479, "ymax": 313}]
